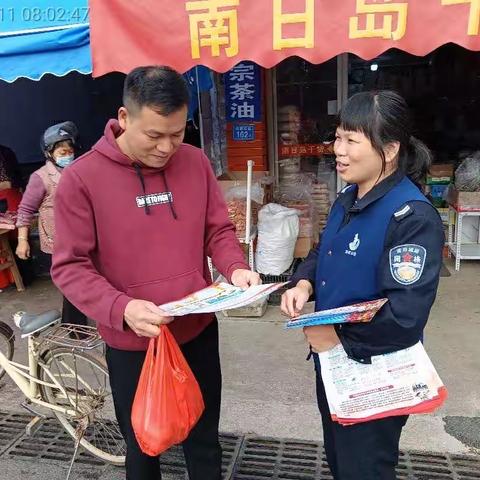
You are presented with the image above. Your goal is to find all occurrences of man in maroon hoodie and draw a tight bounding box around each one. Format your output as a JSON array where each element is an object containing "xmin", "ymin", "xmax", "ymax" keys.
[{"xmin": 51, "ymin": 66, "xmax": 260, "ymax": 479}]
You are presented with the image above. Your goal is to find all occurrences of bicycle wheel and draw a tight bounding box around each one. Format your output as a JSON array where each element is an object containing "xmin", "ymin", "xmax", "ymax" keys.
[
  {"xmin": 0, "ymin": 321, "xmax": 14, "ymax": 381},
  {"xmin": 38, "ymin": 347, "xmax": 125, "ymax": 465}
]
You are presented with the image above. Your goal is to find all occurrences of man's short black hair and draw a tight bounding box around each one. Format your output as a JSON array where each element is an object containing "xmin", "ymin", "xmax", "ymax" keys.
[{"xmin": 123, "ymin": 66, "xmax": 190, "ymax": 116}]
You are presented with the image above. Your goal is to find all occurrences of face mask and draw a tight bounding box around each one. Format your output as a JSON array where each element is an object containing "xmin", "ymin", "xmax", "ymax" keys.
[{"xmin": 55, "ymin": 154, "xmax": 74, "ymax": 168}]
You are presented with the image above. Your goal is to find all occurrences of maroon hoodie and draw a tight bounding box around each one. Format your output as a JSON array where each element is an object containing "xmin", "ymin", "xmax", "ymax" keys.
[{"xmin": 51, "ymin": 120, "xmax": 249, "ymax": 350}]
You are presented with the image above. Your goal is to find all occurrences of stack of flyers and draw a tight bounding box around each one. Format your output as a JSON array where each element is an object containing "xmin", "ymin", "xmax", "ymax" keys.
[
  {"xmin": 319, "ymin": 342, "xmax": 448, "ymax": 425},
  {"xmin": 285, "ymin": 298, "xmax": 388, "ymax": 329}
]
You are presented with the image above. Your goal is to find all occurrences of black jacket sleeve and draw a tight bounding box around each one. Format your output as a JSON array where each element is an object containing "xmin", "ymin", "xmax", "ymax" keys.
[{"xmin": 336, "ymin": 202, "xmax": 445, "ymax": 363}]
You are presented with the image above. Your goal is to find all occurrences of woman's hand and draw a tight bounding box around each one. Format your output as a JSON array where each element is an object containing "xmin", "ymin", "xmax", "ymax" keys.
[
  {"xmin": 281, "ymin": 280, "xmax": 313, "ymax": 318},
  {"xmin": 16, "ymin": 239, "xmax": 30, "ymax": 260},
  {"xmin": 303, "ymin": 325, "xmax": 340, "ymax": 353}
]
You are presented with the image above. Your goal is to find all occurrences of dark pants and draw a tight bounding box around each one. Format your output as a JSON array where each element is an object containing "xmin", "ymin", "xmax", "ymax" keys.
[
  {"xmin": 314, "ymin": 355, "xmax": 407, "ymax": 480},
  {"xmin": 61, "ymin": 295, "xmax": 88, "ymax": 326},
  {"xmin": 105, "ymin": 320, "xmax": 222, "ymax": 480},
  {"xmin": 44, "ymin": 252, "xmax": 86, "ymax": 326}
]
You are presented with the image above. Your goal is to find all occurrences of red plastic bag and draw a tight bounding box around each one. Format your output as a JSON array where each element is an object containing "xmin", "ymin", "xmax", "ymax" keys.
[{"xmin": 131, "ymin": 325, "xmax": 205, "ymax": 456}]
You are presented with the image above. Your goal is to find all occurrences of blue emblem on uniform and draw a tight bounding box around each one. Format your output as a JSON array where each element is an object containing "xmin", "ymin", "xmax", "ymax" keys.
[{"xmin": 389, "ymin": 244, "xmax": 426, "ymax": 285}]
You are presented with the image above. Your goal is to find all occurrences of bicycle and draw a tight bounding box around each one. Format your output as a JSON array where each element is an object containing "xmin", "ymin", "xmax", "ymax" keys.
[{"xmin": 0, "ymin": 310, "xmax": 126, "ymax": 477}]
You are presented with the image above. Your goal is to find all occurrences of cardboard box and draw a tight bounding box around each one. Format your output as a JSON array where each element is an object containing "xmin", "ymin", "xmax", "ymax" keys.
[
  {"xmin": 427, "ymin": 163, "xmax": 454, "ymax": 185},
  {"xmin": 436, "ymin": 207, "xmax": 449, "ymax": 225},
  {"xmin": 427, "ymin": 175, "xmax": 452, "ymax": 185},
  {"xmin": 430, "ymin": 163, "xmax": 454, "ymax": 177},
  {"xmin": 448, "ymin": 187, "xmax": 480, "ymax": 210},
  {"xmin": 429, "ymin": 184, "xmax": 449, "ymax": 207},
  {"xmin": 294, "ymin": 236, "xmax": 313, "ymax": 258}
]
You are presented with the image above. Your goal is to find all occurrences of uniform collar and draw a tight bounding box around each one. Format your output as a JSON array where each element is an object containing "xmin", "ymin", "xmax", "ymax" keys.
[{"xmin": 339, "ymin": 170, "xmax": 405, "ymax": 212}]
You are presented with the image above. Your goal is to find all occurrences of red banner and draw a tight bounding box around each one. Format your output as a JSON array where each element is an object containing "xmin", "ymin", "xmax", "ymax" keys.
[{"xmin": 90, "ymin": 0, "xmax": 480, "ymax": 76}]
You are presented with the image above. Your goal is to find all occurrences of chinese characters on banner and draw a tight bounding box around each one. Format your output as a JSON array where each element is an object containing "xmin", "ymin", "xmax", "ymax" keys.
[
  {"xmin": 185, "ymin": 0, "xmax": 240, "ymax": 59},
  {"xmin": 349, "ymin": 0, "xmax": 409, "ymax": 40},
  {"xmin": 441, "ymin": 0, "xmax": 480, "ymax": 36},
  {"xmin": 225, "ymin": 61, "xmax": 261, "ymax": 122},
  {"xmin": 89, "ymin": 0, "xmax": 480, "ymax": 78},
  {"xmin": 182, "ymin": 0, "xmax": 480, "ymax": 62},
  {"xmin": 273, "ymin": 0, "xmax": 315, "ymax": 50}
]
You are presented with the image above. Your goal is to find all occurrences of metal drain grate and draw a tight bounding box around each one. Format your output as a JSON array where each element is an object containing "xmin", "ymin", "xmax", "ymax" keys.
[
  {"xmin": 231, "ymin": 437, "xmax": 332, "ymax": 479},
  {"xmin": 397, "ymin": 451, "xmax": 480, "ymax": 480},
  {"xmin": 231, "ymin": 436, "xmax": 480, "ymax": 480},
  {"xmin": 160, "ymin": 433, "xmax": 243, "ymax": 479},
  {"xmin": 3, "ymin": 412, "xmax": 241, "ymax": 477},
  {"xmin": 7, "ymin": 417, "xmax": 105, "ymax": 466},
  {"xmin": 398, "ymin": 451, "xmax": 455, "ymax": 479},
  {"xmin": 1, "ymin": 411, "xmax": 479, "ymax": 480},
  {"xmin": 450, "ymin": 454, "xmax": 480, "ymax": 480},
  {"xmin": 0, "ymin": 412, "xmax": 30, "ymax": 454}
]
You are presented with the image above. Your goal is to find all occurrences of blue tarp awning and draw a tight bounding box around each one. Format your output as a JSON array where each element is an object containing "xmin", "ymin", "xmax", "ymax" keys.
[
  {"xmin": 0, "ymin": 0, "xmax": 91, "ymax": 82},
  {"xmin": 0, "ymin": 0, "xmax": 213, "ymax": 119}
]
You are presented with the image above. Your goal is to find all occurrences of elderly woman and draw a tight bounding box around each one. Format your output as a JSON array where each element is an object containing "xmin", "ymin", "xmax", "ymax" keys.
[{"xmin": 15, "ymin": 122, "xmax": 87, "ymax": 326}]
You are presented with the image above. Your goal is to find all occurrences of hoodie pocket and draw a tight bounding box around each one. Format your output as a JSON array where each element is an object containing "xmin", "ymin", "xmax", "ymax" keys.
[{"xmin": 126, "ymin": 269, "xmax": 208, "ymax": 306}]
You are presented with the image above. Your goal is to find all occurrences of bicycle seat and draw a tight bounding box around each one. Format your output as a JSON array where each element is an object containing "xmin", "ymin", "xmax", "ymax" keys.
[{"xmin": 13, "ymin": 310, "xmax": 61, "ymax": 338}]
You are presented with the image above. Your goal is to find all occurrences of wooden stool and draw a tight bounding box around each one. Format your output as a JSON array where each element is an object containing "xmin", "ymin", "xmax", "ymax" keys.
[{"xmin": 0, "ymin": 229, "xmax": 25, "ymax": 292}]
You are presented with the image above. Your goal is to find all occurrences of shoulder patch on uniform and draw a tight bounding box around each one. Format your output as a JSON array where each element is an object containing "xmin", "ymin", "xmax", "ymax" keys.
[
  {"xmin": 389, "ymin": 244, "xmax": 427, "ymax": 285},
  {"xmin": 393, "ymin": 204, "xmax": 414, "ymax": 222}
]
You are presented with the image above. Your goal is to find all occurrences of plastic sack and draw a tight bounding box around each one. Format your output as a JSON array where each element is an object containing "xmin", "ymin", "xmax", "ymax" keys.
[
  {"xmin": 131, "ymin": 326, "xmax": 205, "ymax": 456},
  {"xmin": 454, "ymin": 153, "xmax": 480, "ymax": 192},
  {"xmin": 256, "ymin": 203, "xmax": 299, "ymax": 275},
  {"xmin": 224, "ymin": 182, "xmax": 264, "ymax": 204},
  {"xmin": 225, "ymin": 183, "xmax": 264, "ymax": 238}
]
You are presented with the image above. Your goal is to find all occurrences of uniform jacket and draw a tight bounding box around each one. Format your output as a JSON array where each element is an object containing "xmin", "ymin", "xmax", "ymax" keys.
[{"xmin": 291, "ymin": 170, "xmax": 445, "ymax": 363}]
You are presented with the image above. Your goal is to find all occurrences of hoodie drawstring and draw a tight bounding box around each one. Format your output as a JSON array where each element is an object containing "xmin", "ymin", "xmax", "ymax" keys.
[
  {"xmin": 133, "ymin": 163, "xmax": 150, "ymax": 215},
  {"xmin": 161, "ymin": 171, "xmax": 178, "ymax": 220},
  {"xmin": 133, "ymin": 163, "xmax": 177, "ymax": 220}
]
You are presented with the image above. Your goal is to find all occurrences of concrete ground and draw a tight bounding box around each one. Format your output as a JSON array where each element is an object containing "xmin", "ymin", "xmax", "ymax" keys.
[{"xmin": 0, "ymin": 258, "xmax": 479, "ymax": 463}]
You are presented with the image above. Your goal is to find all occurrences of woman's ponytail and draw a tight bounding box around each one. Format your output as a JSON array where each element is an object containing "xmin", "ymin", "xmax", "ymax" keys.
[{"xmin": 402, "ymin": 136, "xmax": 432, "ymax": 188}]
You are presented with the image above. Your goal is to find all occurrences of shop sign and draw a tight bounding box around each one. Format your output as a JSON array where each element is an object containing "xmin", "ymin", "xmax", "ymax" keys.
[
  {"xmin": 279, "ymin": 143, "xmax": 334, "ymax": 157},
  {"xmin": 232, "ymin": 124, "xmax": 256, "ymax": 141},
  {"xmin": 91, "ymin": 0, "xmax": 480, "ymax": 77},
  {"xmin": 224, "ymin": 61, "xmax": 261, "ymax": 122}
]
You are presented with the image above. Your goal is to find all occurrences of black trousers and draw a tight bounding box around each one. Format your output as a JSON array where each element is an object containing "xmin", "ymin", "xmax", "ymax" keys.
[
  {"xmin": 44, "ymin": 253, "xmax": 86, "ymax": 326},
  {"xmin": 105, "ymin": 320, "xmax": 222, "ymax": 480},
  {"xmin": 314, "ymin": 355, "xmax": 408, "ymax": 480},
  {"xmin": 61, "ymin": 295, "xmax": 88, "ymax": 325}
]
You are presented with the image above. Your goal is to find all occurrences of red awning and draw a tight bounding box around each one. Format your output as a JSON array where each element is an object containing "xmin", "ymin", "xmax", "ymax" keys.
[{"xmin": 90, "ymin": 0, "xmax": 480, "ymax": 76}]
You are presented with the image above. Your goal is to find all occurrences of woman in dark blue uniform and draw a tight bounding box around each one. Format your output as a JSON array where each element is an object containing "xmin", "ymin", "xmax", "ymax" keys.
[{"xmin": 281, "ymin": 91, "xmax": 444, "ymax": 480}]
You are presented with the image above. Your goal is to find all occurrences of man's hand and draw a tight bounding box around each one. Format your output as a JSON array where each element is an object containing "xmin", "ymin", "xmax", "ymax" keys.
[
  {"xmin": 281, "ymin": 280, "xmax": 312, "ymax": 318},
  {"xmin": 124, "ymin": 299, "xmax": 173, "ymax": 338},
  {"xmin": 16, "ymin": 239, "xmax": 30, "ymax": 260},
  {"xmin": 303, "ymin": 325, "xmax": 340, "ymax": 353},
  {"xmin": 231, "ymin": 269, "xmax": 261, "ymax": 289}
]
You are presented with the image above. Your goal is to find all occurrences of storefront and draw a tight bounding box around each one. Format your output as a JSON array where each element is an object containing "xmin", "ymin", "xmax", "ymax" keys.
[
  {"xmin": 89, "ymin": 1, "xmax": 480, "ymax": 269},
  {"xmin": 265, "ymin": 43, "xmax": 480, "ymax": 246}
]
